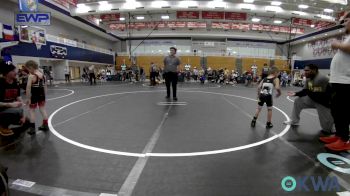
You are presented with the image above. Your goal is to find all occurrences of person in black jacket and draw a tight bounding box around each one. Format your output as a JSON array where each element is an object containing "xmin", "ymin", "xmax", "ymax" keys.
[{"xmin": 284, "ymin": 64, "xmax": 334, "ymax": 135}]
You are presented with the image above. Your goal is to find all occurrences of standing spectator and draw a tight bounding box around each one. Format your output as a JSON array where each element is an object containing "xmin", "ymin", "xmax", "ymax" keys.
[
  {"xmin": 163, "ymin": 47, "xmax": 180, "ymax": 101},
  {"xmin": 193, "ymin": 67, "xmax": 199, "ymax": 81},
  {"xmin": 284, "ymin": 64, "xmax": 334, "ymax": 135},
  {"xmin": 251, "ymin": 64, "xmax": 258, "ymax": 81},
  {"xmin": 287, "ymin": 73, "xmax": 292, "ymax": 86},
  {"xmin": 121, "ymin": 63, "xmax": 127, "ymax": 81},
  {"xmin": 150, "ymin": 62, "xmax": 157, "ymax": 86},
  {"xmin": 320, "ymin": 12, "xmax": 350, "ymax": 151},
  {"xmin": 158, "ymin": 67, "xmax": 164, "ymax": 83},
  {"xmin": 140, "ymin": 67, "xmax": 145, "ymax": 82},
  {"xmin": 245, "ymin": 71, "xmax": 253, "ymax": 86},
  {"xmin": 89, "ymin": 65, "xmax": 96, "ymax": 85},
  {"xmin": 281, "ymin": 71, "xmax": 288, "ymax": 87},
  {"xmin": 224, "ymin": 68, "xmax": 230, "ymax": 84},
  {"xmin": 49, "ymin": 68, "xmax": 54, "ymax": 86},
  {"xmin": 64, "ymin": 67, "xmax": 70, "ymax": 83}
]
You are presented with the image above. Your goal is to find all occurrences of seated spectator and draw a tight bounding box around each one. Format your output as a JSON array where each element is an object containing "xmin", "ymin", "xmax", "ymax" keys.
[{"xmin": 0, "ymin": 61, "xmax": 26, "ymax": 136}]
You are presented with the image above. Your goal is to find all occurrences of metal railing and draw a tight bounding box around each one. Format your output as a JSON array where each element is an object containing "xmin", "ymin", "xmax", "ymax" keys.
[{"xmin": 116, "ymin": 52, "xmax": 288, "ymax": 60}]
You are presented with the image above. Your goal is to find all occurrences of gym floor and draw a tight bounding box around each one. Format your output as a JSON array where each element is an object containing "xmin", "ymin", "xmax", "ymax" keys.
[{"xmin": 1, "ymin": 82, "xmax": 350, "ymax": 196}]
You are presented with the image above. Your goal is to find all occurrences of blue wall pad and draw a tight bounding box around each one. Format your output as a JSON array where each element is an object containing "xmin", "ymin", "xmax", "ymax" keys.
[
  {"xmin": 2, "ymin": 40, "xmax": 114, "ymax": 64},
  {"xmin": 294, "ymin": 58, "xmax": 332, "ymax": 70}
]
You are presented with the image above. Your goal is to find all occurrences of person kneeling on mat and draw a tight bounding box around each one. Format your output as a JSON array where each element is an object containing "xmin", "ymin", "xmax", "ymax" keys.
[
  {"xmin": 284, "ymin": 64, "xmax": 334, "ymax": 135},
  {"xmin": 0, "ymin": 60, "xmax": 26, "ymax": 136},
  {"xmin": 251, "ymin": 66, "xmax": 281, "ymax": 128}
]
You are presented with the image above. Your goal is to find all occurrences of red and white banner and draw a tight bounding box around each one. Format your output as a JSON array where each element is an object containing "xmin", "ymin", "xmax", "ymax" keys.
[
  {"xmin": 66, "ymin": 0, "xmax": 77, "ymax": 6},
  {"xmin": 314, "ymin": 21, "xmax": 336, "ymax": 29},
  {"xmin": 225, "ymin": 12, "xmax": 247, "ymax": 21},
  {"xmin": 100, "ymin": 14, "xmax": 120, "ymax": 22},
  {"xmin": 108, "ymin": 21, "xmax": 304, "ymax": 35},
  {"xmin": 156, "ymin": 22, "xmax": 167, "ymax": 28},
  {"xmin": 87, "ymin": 15, "xmax": 99, "ymax": 25},
  {"xmin": 109, "ymin": 23, "xmax": 126, "ymax": 31},
  {"xmin": 271, "ymin": 26, "xmax": 280, "ymax": 32},
  {"xmin": 262, "ymin": 25, "xmax": 271, "ymax": 31},
  {"xmin": 202, "ymin": 11, "xmax": 224, "ymax": 19},
  {"xmin": 251, "ymin": 24, "xmax": 263, "ymax": 31},
  {"xmin": 130, "ymin": 22, "xmax": 147, "ymax": 29},
  {"xmin": 177, "ymin": 11, "xmax": 200, "ymax": 19},
  {"xmin": 187, "ymin": 22, "xmax": 206, "ymax": 28},
  {"xmin": 291, "ymin": 28, "xmax": 305, "ymax": 34},
  {"xmin": 292, "ymin": 18, "xmax": 313, "ymax": 26},
  {"xmin": 239, "ymin": 23, "xmax": 250, "ymax": 31},
  {"xmin": 231, "ymin": 23, "xmax": 240, "ymax": 30},
  {"xmin": 167, "ymin": 22, "xmax": 186, "ymax": 28},
  {"xmin": 212, "ymin": 22, "xmax": 230, "ymax": 29},
  {"xmin": 279, "ymin": 26, "xmax": 290, "ymax": 33}
]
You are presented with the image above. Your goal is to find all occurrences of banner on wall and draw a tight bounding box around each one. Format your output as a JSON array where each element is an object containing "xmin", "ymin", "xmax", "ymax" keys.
[
  {"xmin": 66, "ymin": 0, "xmax": 78, "ymax": 7},
  {"xmin": 187, "ymin": 22, "xmax": 207, "ymax": 28},
  {"xmin": 168, "ymin": 22, "xmax": 186, "ymax": 28},
  {"xmin": 202, "ymin": 11, "xmax": 225, "ymax": 19},
  {"xmin": 177, "ymin": 11, "xmax": 200, "ymax": 19},
  {"xmin": 231, "ymin": 23, "xmax": 250, "ymax": 30},
  {"xmin": 292, "ymin": 17, "xmax": 336, "ymax": 29},
  {"xmin": 109, "ymin": 23, "xmax": 126, "ymax": 31},
  {"xmin": 314, "ymin": 21, "xmax": 336, "ymax": 29},
  {"xmin": 292, "ymin": 18, "xmax": 313, "ymax": 26},
  {"xmin": 109, "ymin": 21, "xmax": 304, "ymax": 34},
  {"xmin": 100, "ymin": 14, "xmax": 120, "ymax": 22},
  {"xmin": 225, "ymin": 12, "xmax": 247, "ymax": 21},
  {"xmin": 87, "ymin": 15, "xmax": 99, "ymax": 25},
  {"xmin": 212, "ymin": 22, "xmax": 230, "ymax": 29},
  {"xmin": 18, "ymin": 0, "xmax": 39, "ymax": 12}
]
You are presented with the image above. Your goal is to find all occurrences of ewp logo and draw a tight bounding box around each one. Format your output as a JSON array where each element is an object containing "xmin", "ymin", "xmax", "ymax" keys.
[
  {"xmin": 15, "ymin": 13, "xmax": 51, "ymax": 26},
  {"xmin": 281, "ymin": 176, "xmax": 340, "ymax": 192}
]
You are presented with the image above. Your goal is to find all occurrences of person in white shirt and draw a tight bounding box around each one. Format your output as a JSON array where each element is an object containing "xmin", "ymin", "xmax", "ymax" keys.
[
  {"xmin": 319, "ymin": 12, "xmax": 350, "ymax": 151},
  {"xmin": 251, "ymin": 64, "xmax": 258, "ymax": 80}
]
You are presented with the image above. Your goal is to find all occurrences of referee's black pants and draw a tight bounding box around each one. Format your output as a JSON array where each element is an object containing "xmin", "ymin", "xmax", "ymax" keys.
[
  {"xmin": 164, "ymin": 72, "xmax": 178, "ymax": 98},
  {"xmin": 331, "ymin": 83, "xmax": 350, "ymax": 141}
]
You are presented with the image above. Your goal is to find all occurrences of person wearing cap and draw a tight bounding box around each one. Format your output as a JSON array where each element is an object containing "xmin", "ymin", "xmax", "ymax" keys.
[
  {"xmin": 0, "ymin": 60, "xmax": 25, "ymax": 136},
  {"xmin": 163, "ymin": 47, "xmax": 181, "ymax": 101}
]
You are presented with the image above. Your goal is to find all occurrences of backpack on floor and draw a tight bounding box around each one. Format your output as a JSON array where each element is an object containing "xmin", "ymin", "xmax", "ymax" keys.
[{"xmin": 0, "ymin": 164, "xmax": 9, "ymax": 196}]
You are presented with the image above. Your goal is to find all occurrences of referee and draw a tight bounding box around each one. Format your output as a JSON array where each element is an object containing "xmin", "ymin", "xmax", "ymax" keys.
[{"xmin": 163, "ymin": 47, "xmax": 181, "ymax": 101}]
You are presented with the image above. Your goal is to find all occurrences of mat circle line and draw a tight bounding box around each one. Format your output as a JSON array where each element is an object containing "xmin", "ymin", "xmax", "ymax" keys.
[{"xmin": 48, "ymin": 90, "xmax": 291, "ymax": 157}]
